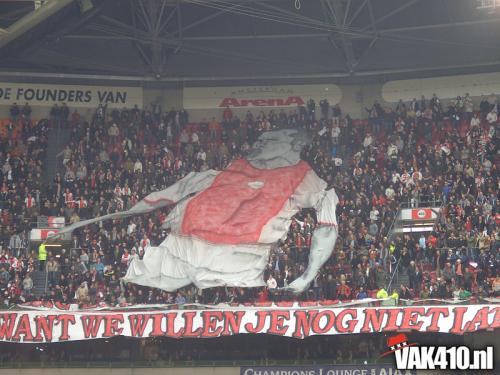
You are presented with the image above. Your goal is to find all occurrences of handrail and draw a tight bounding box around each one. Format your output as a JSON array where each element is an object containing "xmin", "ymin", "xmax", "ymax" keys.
[
  {"xmin": 382, "ymin": 206, "xmax": 401, "ymax": 265},
  {"xmin": 399, "ymin": 199, "xmax": 442, "ymax": 209},
  {"xmin": 383, "ymin": 204, "xmax": 404, "ymax": 292},
  {"xmin": 386, "ymin": 256, "xmax": 401, "ymax": 293},
  {"xmin": 0, "ymin": 358, "xmax": 386, "ymax": 369},
  {"xmin": 43, "ymin": 262, "xmax": 49, "ymax": 295}
]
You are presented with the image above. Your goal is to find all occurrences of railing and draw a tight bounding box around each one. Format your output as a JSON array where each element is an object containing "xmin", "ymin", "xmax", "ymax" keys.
[
  {"xmin": 398, "ymin": 199, "xmax": 442, "ymax": 209},
  {"xmin": 386, "ymin": 256, "xmax": 402, "ymax": 293},
  {"xmin": 382, "ymin": 206, "xmax": 402, "ymax": 293},
  {"xmin": 0, "ymin": 358, "xmax": 389, "ymax": 369}
]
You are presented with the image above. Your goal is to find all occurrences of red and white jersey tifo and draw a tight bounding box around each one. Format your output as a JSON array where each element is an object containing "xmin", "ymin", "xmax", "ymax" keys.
[
  {"xmin": 124, "ymin": 158, "xmax": 338, "ymax": 290},
  {"xmin": 143, "ymin": 159, "xmax": 337, "ymax": 245}
]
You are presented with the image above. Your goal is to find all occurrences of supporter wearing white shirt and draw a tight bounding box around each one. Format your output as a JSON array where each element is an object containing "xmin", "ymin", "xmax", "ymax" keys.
[
  {"xmin": 488, "ymin": 125, "xmax": 495, "ymax": 139},
  {"xmin": 440, "ymin": 143, "xmax": 451, "ymax": 156},
  {"xmin": 353, "ymin": 166, "xmax": 363, "ymax": 178},
  {"xmin": 127, "ymin": 221, "xmax": 137, "ymax": 235},
  {"xmin": 369, "ymin": 207, "xmax": 380, "ymax": 222},
  {"xmin": 385, "ymin": 186, "xmax": 396, "ymax": 200},
  {"xmin": 122, "ymin": 184, "xmax": 131, "ymax": 198},
  {"xmin": 387, "ymin": 143, "xmax": 398, "ymax": 158},
  {"xmin": 196, "ymin": 150, "xmax": 206, "ymax": 161},
  {"xmin": 486, "ymin": 109, "xmax": 497, "ymax": 124},
  {"xmin": 363, "ymin": 134, "xmax": 373, "ymax": 148},
  {"xmin": 123, "ymin": 137, "xmax": 132, "ymax": 151},
  {"xmin": 114, "ymin": 185, "xmax": 122, "ymax": 196},
  {"xmin": 191, "ymin": 132, "xmax": 200, "ymax": 145},
  {"xmin": 400, "ymin": 171, "xmax": 411, "ymax": 185},
  {"xmin": 391, "ymin": 172, "xmax": 400, "ymax": 184},
  {"xmin": 411, "ymin": 170, "xmax": 422, "ymax": 183},
  {"xmin": 266, "ymin": 274, "xmax": 277, "ymax": 289},
  {"xmin": 464, "ymin": 93, "xmax": 473, "ymax": 114},
  {"xmin": 470, "ymin": 113, "xmax": 480, "ymax": 127},
  {"xmin": 133, "ymin": 159, "xmax": 143, "ymax": 173},
  {"xmin": 331, "ymin": 126, "xmax": 340, "ymax": 142}
]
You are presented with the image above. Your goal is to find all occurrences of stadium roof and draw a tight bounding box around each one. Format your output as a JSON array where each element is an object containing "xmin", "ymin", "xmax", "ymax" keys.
[{"xmin": 1, "ymin": 0, "xmax": 500, "ymax": 85}]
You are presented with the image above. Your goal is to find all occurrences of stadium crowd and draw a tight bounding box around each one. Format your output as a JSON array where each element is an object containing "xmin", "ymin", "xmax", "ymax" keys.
[{"xmin": 0, "ymin": 93, "xmax": 498, "ymax": 307}]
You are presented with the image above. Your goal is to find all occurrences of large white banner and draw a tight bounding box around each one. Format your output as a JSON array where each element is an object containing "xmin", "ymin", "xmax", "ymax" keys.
[
  {"xmin": 0, "ymin": 83, "xmax": 143, "ymax": 108},
  {"xmin": 0, "ymin": 304, "xmax": 497, "ymax": 343},
  {"xmin": 183, "ymin": 84, "xmax": 342, "ymax": 109}
]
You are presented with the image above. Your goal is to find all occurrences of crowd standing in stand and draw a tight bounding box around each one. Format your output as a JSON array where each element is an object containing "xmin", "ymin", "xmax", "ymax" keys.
[{"xmin": 0, "ymin": 93, "xmax": 498, "ymax": 307}]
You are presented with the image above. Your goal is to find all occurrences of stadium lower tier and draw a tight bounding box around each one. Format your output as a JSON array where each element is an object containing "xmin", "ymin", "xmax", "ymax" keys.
[{"xmin": 0, "ymin": 331, "xmax": 497, "ymax": 370}]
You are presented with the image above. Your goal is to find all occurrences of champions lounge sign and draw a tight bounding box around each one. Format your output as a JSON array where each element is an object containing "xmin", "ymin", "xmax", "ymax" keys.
[
  {"xmin": 183, "ymin": 84, "xmax": 342, "ymax": 110},
  {"xmin": 0, "ymin": 83, "xmax": 143, "ymax": 108},
  {"xmin": 0, "ymin": 305, "xmax": 497, "ymax": 343}
]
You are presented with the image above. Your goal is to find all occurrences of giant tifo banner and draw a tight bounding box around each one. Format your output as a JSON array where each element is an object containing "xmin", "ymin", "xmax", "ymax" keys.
[
  {"xmin": 0, "ymin": 305, "xmax": 497, "ymax": 343},
  {"xmin": 0, "ymin": 82, "xmax": 143, "ymax": 108},
  {"xmin": 183, "ymin": 84, "xmax": 342, "ymax": 109}
]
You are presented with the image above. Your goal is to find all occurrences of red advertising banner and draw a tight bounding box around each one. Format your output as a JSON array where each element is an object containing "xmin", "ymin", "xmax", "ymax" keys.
[
  {"xmin": 411, "ymin": 208, "xmax": 433, "ymax": 220},
  {"xmin": 0, "ymin": 305, "xmax": 498, "ymax": 343}
]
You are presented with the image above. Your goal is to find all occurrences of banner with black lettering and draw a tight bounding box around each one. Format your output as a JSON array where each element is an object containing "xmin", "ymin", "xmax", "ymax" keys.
[
  {"xmin": 0, "ymin": 305, "xmax": 497, "ymax": 343},
  {"xmin": 0, "ymin": 83, "xmax": 143, "ymax": 108}
]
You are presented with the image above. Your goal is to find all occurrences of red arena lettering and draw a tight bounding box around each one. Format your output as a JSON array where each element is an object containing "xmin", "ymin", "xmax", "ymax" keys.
[{"xmin": 218, "ymin": 96, "xmax": 305, "ymax": 107}]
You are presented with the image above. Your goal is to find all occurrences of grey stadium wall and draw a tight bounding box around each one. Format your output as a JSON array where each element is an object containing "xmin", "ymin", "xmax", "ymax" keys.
[{"xmin": 0, "ymin": 71, "xmax": 499, "ymax": 121}]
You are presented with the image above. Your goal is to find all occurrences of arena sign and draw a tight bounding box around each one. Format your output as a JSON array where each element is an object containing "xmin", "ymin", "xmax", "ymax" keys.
[
  {"xmin": 183, "ymin": 84, "xmax": 342, "ymax": 109},
  {"xmin": 0, "ymin": 305, "xmax": 497, "ymax": 343},
  {"xmin": 0, "ymin": 82, "xmax": 143, "ymax": 108}
]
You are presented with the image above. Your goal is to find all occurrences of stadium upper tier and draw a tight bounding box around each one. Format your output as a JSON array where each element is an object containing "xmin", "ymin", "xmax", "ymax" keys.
[{"xmin": 0, "ymin": 94, "xmax": 498, "ymax": 309}]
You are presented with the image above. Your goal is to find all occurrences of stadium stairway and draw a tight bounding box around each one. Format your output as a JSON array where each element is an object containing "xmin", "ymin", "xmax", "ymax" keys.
[
  {"xmin": 386, "ymin": 203, "xmax": 443, "ymax": 293},
  {"xmin": 31, "ymin": 270, "xmax": 48, "ymax": 298},
  {"xmin": 392, "ymin": 268, "xmax": 410, "ymax": 291},
  {"xmin": 44, "ymin": 126, "xmax": 72, "ymax": 186}
]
